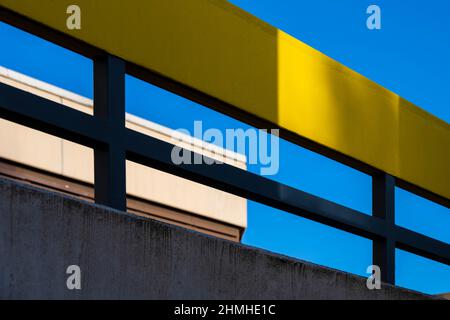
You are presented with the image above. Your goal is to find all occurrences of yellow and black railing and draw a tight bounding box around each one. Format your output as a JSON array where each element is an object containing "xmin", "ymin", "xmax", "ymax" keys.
[{"xmin": 0, "ymin": 1, "xmax": 448, "ymax": 286}]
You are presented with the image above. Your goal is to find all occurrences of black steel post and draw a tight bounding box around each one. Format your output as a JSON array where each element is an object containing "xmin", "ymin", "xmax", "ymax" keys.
[
  {"xmin": 372, "ymin": 173, "xmax": 396, "ymax": 284},
  {"xmin": 93, "ymin": 54, "xmax": 127, "ymax": 211}
]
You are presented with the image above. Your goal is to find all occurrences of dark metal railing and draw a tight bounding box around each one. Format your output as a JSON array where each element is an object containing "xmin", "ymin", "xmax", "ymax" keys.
[{"xmin": 0, "ymin": 8, "xmax": 449, "ymax": 286}]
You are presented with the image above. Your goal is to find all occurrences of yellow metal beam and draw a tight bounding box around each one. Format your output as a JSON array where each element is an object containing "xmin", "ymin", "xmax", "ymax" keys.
[{"xmin": 1, "ymin": 0, "xmax": 449, "ymax": 200}]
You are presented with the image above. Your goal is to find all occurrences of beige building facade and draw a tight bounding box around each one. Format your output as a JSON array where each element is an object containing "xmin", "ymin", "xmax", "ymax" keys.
[{"xmin": 0, "ymin": 66, "xmax": 247, "ymax": 241}]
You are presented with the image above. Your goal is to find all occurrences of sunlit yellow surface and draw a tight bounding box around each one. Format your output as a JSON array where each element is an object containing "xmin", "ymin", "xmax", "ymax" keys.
[{"xmin": 1, "ymin": 0, "xmax": 449, "ymax": 200}]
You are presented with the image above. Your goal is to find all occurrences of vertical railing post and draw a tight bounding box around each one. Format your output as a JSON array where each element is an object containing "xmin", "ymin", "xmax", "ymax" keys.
[
  {"xmin": 372, "ymin": 172, "xmax": 396, "ymax": 284},
  {"xmin": 93, "ymin": 54, "xmax": 127, "ymax": 211}
]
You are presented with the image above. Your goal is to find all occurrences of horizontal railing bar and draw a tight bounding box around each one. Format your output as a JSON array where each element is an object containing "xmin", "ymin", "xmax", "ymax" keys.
[
  {"xmin": 0, "ymin": 80, "xmax": 449, "ymax": 267},
  {"xmin": 0, "ymin": 7, "xmax": 103, "ymax": 60},
  {"xmin": 394, "ymin": 226, "xmax": 450, "ymax": 266},
  {"xmin": 126, "ymin": 128, "xmax": 387, "ymax": 239},
  {"xmin": 396, "ymin": 178, "xmax": 450, "ymax": 210},
  {"xmin": 126, "ymin": 129, "xmax": 450, "ymax": 266},
  {"xmin": 127, "ymin": 61, "xmax": 380, "ymax": 178},
  {"xmin": 0, "ymin": 83, "xmax": 109, "ymax": 147}
]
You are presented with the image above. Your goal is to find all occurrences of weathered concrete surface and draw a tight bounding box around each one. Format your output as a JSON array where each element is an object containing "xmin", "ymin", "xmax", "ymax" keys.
[{"xmin": 0, "ymin": 177, "xmax": 431, "ymax": 300}]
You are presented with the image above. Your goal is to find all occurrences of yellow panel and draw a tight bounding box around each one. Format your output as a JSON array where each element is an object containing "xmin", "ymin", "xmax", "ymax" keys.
[
  {"xmin": 0, "ymin": 0, "xmax": 449, "ymax": 200},
  {"xmin": 398, "ymin": 100, "xmax": 450, "ymax": 199},
  {"xmin": 277, "ymin": 31, "xmax": 400, "ymax": 175}
]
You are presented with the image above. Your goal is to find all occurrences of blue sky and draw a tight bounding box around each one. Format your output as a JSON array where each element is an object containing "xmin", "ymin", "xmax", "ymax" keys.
[{"xmin": 0, "ymin": 0, "xmax": 449, "ymax": 294}]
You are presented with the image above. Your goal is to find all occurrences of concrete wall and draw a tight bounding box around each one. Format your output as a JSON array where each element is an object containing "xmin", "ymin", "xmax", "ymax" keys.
[{"xmin": 0, "ymin": 178, "xmax": 431, "ymax": 300}]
